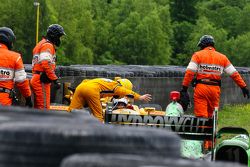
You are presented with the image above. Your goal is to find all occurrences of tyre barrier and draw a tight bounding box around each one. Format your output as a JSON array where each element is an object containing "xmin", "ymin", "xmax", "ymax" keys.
[
  {"xmin": 24, "ymin": 64, "xmax": 250, "ymax": 107},
  {"xmin": 0, "ymin": 106, "xmax": 98, "ymax": 125},
  {"xmin": 60, "ymin": 154, "xmax": 245, "ymax": 167},
  {"xmin": 24, "ymin": 64, "xmax": 250, "ymax": 78},
  {"xmin": 0, "ymin": 106, "xmax": 180, "ymax": 167}
]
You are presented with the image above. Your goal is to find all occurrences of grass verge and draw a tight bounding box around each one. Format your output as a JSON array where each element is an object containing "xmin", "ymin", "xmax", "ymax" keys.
[{"xmin": 219, "ymin": 104, "xmax": 250, "ymax": 132}]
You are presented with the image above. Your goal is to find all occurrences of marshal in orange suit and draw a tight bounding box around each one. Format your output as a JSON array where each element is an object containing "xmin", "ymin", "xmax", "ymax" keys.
[
  {"xmin": 182, "ymin": 35, "xmax": 249, "ymax": 118},
  {"xmin": 181, "ymin": 35, "xmax": 249, "ymax": 150},
  {"xmin": 31, "ymin": 24, "xmax": 65, "ymax": 109},
  {"xmin": 0, "ymin": 27, "xmax": 32, "ymax": 106}
]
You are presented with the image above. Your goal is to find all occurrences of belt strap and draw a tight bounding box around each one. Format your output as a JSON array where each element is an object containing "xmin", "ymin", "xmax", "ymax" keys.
[
  {"xmin": 0, "ymin": 88, "xmax": 12, "ymax": 94},
  {"xmin": 33, "ymin": 71, "xmax": 42, "ymax": 74},
  {"xmin": 196, "ymin": 79, "xmax": 221, "ymax": 87}
]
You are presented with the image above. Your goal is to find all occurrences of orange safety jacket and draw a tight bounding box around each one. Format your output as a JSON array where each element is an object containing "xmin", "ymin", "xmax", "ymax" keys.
[
  {"xmin": 182, "ymin": 47, "xmax": 246, "ymax": 88},
  {"xmin": 32, "ymin": 38, "xmax": 57, "ymax": 81},
  {"xmin": 0, "ymin": 43, "xmax": 31, "ymax": 99}
]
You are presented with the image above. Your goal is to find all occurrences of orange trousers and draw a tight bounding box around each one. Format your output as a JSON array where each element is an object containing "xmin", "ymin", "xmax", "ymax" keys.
[
  {"xmin": 194, "ymin": 84, "xmax": 220, "ymax": 150},
  {"xmin": 194, "ymin": 84, "xmax": 220, "ymax": 118},
  {"xmin": 30, "ymin": 74, "xmax": 51, "ymax": 109},
  {"xmin": 0, "ymin": 93, "xmax": 12, "ymax": 105}
]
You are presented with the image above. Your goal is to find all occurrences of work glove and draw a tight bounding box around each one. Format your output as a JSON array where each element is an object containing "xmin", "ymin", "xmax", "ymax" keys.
[
  {"xmin": 25, "ymin": 96, "xmax": 33, "ymax": 108},
  {"xmin": 179, "ymin": 86, "xmax": 190, "ymax": 112},
  {"xmin": 241, "ymin": 87, "xmax": 250, "ymax": 99},
  {"xmin": 181, "ymin": 86, "xmax": 188, "ymax": 92},
  {"xmin": 40, "ymin": 72, "xmax": 52, "ymax": 83},
  {"xmin": 53, "ymin": 80, "xmax": 61, "ymax": 90}
]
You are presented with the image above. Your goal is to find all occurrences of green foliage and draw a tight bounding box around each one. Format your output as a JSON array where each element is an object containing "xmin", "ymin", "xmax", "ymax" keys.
[
  {"xmin": 0, "ymin": 0, "xmax": 250, "ymax": 66},
  {"xmin": 184, "ymin": 17, "xmax": 228, "ymax": 56},
  {"xmin": 193, "ymin": 0, "xmax": 250, "ymax": 67},
  {"xmin": 223, "ymin": 32, "xmax": 250, "ymax": 66},
  {"xmin": 236, "ymin": 4, "xmax": 250, "ymax": 35},
  {"xmin": 170, "ymin": 21, "xmax": 194, "ymax": 65},
  {"xmin": 170, "ymin": 0, "xmax": 198, "ymax": 23},
  {"xmin": 196, "ymin": 0, "xmax": 244, "ymax": 37},
  {"xmin": 134, "ymin": 10, "xmax": 170, "ymax": 64},
  {"xmin": 0, "ymin": 0, "xmax": 36, "ymax": 63}
]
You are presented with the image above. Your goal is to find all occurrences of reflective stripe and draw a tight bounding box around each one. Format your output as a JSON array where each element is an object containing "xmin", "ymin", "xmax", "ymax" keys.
[
  {"xmin": 187, "ymin": 61, "xmax": 198, "ymax": 72},
  {"xmin": 224, "ymin": 64, "xmax": 236, "ymax": 75},
  {"xmin": 39, "ymin": 51, "xmax": 52, "ymax": 62},
  {"xmin": 198, "ymin": 63, "xmax": 223, "ymax": 75},
  {"xmin": 32, "ymin": 52, "xmax": 56, "ymax": 66},
  {"xmin": 14, "ymin": 69, "xmax": 27, "ymax": 82},
  {"xmin": 0, "ymin": 67, "xmax": 14, "ymax": 81}
]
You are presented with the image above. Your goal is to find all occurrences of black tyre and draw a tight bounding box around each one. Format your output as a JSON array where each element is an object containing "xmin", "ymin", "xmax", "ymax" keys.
[
  {"xmin": 60, "ymin": 154, "xmax": 245, "ymax": 167},
  {"xmin": 0, "ymin": 106, "xmax": 99, "ymax": 124},
  {"xmin": 0, "ymin": 108, "xmax": 180, "ymax": 167}
]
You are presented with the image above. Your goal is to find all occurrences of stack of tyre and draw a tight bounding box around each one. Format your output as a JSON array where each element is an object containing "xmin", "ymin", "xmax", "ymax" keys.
[{"xmin": 0, "ymin": 106, "xmax": 244, "ymax": 167}]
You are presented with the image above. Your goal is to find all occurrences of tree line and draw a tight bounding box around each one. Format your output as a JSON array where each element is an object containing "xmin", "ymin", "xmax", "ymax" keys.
[{"xmin": 0, "ymin": 0, "xmax": 250, "ymax": 66}]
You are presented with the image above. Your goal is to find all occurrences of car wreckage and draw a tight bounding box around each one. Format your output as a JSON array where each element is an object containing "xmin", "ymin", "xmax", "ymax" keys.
[
  {"xmin": 50, "ymin": 84, "xmax": 250, "ymax": 166},
  {"xmin": 104, "ymin": 101, "xmax": 250, "ymax": 166}
]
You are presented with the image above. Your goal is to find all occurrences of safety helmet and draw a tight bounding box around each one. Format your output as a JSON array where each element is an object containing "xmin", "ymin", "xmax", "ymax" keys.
[
  {"xmin": 46, "ymin": 24, "xmax": 66, "ymax": 47},
  {"xmin": 0, "ymin": 27, "xmax": 16, "ymax": 50},
  {"xmin": 197, "ymin": 35, "xmax": 215, "ymax": 49},
  {"xmin": 113, "ymin": 97, "xmax": 128, "ymax": 106},
  {"xmin": 170, "ymin": 91, "xmax": 180, "ymax": 101},
  {"xmin": 117, "ymin": 78, "xmax": 133, "ymax": 90}
]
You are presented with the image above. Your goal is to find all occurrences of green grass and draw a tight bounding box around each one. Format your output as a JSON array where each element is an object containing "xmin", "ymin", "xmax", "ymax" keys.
[{"xmin": 219, "ymin": 104, "xmax": 250, "ymax": 132}]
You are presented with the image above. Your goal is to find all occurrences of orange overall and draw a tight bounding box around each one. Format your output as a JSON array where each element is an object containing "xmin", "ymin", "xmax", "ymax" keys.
[
  {"xmin": 30, "ymin": 38, "xmax": 57, "ymax": 109},
  {"xmin": 0, "ymin": 43, "xmax": 31, "ymax": 105},
  {"xmin": 68, "ymin": 78, "xmax": 141, "ymax": 122},
  {"xmin": 182, "ymin": 46, "xmax": 246, "ymax": 149}
]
